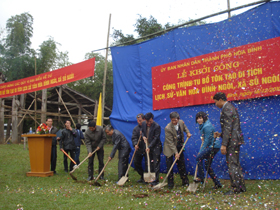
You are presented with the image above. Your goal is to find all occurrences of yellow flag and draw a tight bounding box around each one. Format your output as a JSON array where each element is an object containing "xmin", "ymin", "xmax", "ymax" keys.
[{"xmin": 96, "ymin": 93, "xmax": 102, "ymax": 126}]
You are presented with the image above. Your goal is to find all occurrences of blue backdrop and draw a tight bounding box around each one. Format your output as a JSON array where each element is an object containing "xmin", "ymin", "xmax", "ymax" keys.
[{"xmin": 110, "ymin": 1, "xmax": 280, "ymax": 180}]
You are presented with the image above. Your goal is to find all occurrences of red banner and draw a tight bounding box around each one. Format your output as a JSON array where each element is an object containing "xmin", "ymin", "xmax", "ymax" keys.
[
  {"xmin": 152, "ymin": 37, "xmax": 280, "ymax": 110},
  {"xmin": 0, "ymin": 58, "xmax": 95, "ymax": 98}
]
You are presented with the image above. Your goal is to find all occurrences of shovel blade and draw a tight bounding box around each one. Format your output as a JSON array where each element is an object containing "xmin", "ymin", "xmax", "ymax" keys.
[
  {"xmin": 187, "ymin": 182, "xmax": 199, "ymax": 193},
  {"xmin": 152, "ymin": 182, "xmax": 167, "ymax": 190},
  {"xmin": 144, "ymin": 172, "xmax": 156, "ymax": 183},
  {"xmin": 92, "ymin": 181, "xmax": 101, "ymax": 186},
  {"xmin": 117, "ymin": 176, "xmax": 128, "ymax": 186},
  {"xmin": 69, "ymin": 172, "xmax": 77, "ymax": 181}
]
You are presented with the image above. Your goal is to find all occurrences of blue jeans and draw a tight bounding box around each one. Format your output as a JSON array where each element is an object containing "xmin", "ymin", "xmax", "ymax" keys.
[
  {"xmin": 75, "ymin": 146, "xmax": 80, "ymax": 165},
  {"xmin": 196, "ymin": 147, "xmax": 221, "ymax": 186}
]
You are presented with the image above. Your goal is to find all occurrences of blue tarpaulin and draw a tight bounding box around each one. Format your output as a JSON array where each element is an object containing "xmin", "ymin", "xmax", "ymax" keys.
[{"xmin": 110, "ymin": 1, "xmax": 280, "ymax": 180}]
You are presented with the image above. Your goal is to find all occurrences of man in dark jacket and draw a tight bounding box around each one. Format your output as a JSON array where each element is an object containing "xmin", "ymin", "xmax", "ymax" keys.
[
  {"xmin": 105, "ymin": 125, "xmax": 131, "ymax": 181},
  {"xmin": 142, "ymin": 112, "xmax": 162, "ymax": 185},
  {"xmin": 132, "ymin": 113, "xmax": 146, "ymax": 183},
  {"xmin": 74, "ymin": 123, "xmax": 84, "ymax": 165},
  {"xmin": 59, "ymin": 120, "xmax": 76, "ymax": 172},
  {"xmin": 46, "ymin": 118, "xmax": 59, "ymax": 174},
  {"xmin": 213, "ymin": 92, "xmax": 246, "ymax": 195},
  {"xmin": 84, "ymin": 121, "xmax": 107, "ymax": 181}
]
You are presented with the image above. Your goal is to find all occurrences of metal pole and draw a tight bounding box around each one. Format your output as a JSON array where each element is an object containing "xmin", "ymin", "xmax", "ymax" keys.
[
  {"xmin": 102, "ymin": 14, "xmax": 111, "ymax": 127},
  {"xmin": 227, "ymin": 0, "xmax": 231, "ymax": 18}
]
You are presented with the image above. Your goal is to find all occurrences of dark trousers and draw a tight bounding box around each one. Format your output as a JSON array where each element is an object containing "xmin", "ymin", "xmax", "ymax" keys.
[
  {"xmin": 134, "ymin": 150, "xmax": 146, "ymax": 179},
  {"xmin": 146, "ymin": 145, "xmax": 161, "ymax": 183},
  {"xmin": 74, "ymin": 146, "xmax": 80, "ymax": 165},
  {"xmin": 88, "ymin": 147, "xmax": 104, "ymax": 177},
  {"xmin": 166, "ymin": 147, "xmax": 189, "ymax": 186},
  {"xmin": 63, "ymin": 149, "xmax": 75, "ymax": 172},
  {"xmin": 196, "ymin": 147, "xmax": 221, "ymax": 186},
  {"xmin": 118, "ymin": 148, "xmax": 131, "ymax": 180},
  {"xmin": 226, "ymin": 145, "xmax": 246, "ymax": 192},
  {"xmin": 50, "ymin": 145, "xmax": 57, "ymax": 172}
]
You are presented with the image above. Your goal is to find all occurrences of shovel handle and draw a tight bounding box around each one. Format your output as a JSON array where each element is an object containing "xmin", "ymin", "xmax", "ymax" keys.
[
  {"xmin": 194, "ymin": 141, "xmax": 204, "ymax": 179},
  {"xmin": 162, "ymin": 137, "xmax": 190, "ymax": 184},
  {"xmin": 203, "ymin": 137, "xmax": 217, "ymax": 191},
  {"xmin": 70, "ymin": 147, "xmax": 99, "ymax": 174},
  {"xmin": 125, "ymin": 135, "xmax": 141, "ymax": 177},
  {"xmin": 61, "ymin": 149, "xmax": 77, "ymax": 165},
  {"xmin": 145, "ymin": 140, "xmax": 151, "ymax": 173},
  {"xmin": 95, "ymin": 158, "xmax": 110, "ymax": 182}
]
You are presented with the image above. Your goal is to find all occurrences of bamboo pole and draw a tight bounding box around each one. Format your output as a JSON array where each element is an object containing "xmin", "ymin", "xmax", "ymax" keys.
[
  {"xmin": 55, "ymin": 89, "xmax": 85, "ymax": 145},
  {"xmin": 5, "ymin": 99, "xmax": 37, "ymax": 144},
  {"xmin": 102, "ymin": 13, "xmax": 111, "ymax": 127},
  {"xmin": 34, "ymin": 57, "xmax": 37, "ymax": 130},
  {"xmin": 91, "ymin": 0, "xmax": 270, "ymax": 52},
  {"xmin": 0, "ymin": 75, "xmax": 4, "ymax": 144},
  {"xmin": 28, "ymin": 113, "xmax": 40, "ymax": 125},
  {"xmin": 17, "ymin": 99, "xmax": 35, "ymax": 127},
  {"xmin": 227, "ymin": 0, "xmax": 231, "ymax": 18},
  {"xmin": 56, "ymin": 89, "xmax": 76, "ymax": 128}
]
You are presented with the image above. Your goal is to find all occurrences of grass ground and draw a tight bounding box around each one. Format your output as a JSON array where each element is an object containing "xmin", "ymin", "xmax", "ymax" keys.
[{"xmin": 0, "ymin": 144, "xmax": 279, "ymax": 210}]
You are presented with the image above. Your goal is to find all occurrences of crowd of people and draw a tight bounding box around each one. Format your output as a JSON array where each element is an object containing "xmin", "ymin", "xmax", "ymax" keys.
[{"xmin": 46, "ymin": 92, "xmax": 246, "ymax": 195}]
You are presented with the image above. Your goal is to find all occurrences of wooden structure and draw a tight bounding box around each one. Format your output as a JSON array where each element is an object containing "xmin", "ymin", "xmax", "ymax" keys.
[{"xmin": 0, "ymin": 84, "xmax": 111, "ymax": 144}]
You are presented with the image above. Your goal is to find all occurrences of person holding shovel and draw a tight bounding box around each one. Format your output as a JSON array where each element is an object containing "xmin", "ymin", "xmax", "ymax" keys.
[
  {"xmin": 84, "ymin": 121, "xmax": 107, "ymax": 181},
  {"xmin": 163, "ymin": 112, "xmax": 191, "ymax": 189},
  {"xmin": 59, "ymin": 120, "xmax": 76, "ymax": 172},
  {"xmin": 142, "ymin": 112, "xmax": 162, "ymax": 186},
  {"xmin": 195, "ymin": 111, "xmax": 222, "ymax": 189},
  {"xmin": 132, "ymin": 113, "xmax": 146, "ymax": 183},
  {"xmin": 105, "ymin": 125, "xmax": 131, "ymax": 181},
  {"xmin": 213, "ymin": 92, "xmax": 246, "ymax": 195}
]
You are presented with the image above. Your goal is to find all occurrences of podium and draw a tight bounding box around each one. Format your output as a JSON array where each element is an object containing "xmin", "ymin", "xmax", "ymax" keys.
[{"xmin": 22, "ymin": 134, "xmax": 56, "ymax": 177}]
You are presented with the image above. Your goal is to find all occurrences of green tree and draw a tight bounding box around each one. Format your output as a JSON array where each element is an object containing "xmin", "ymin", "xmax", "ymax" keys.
[
  {"xmin": 177, "ymin": 18, "xmax": 206, "ymax": 27},
  {"xmin": 111, "ymin": 29, "xmax": 136, "ymax": 46},
  {"xmin": 67, "ymin": 52, "xmax": 113, "ymax": 116},
  {"xmin": 37, "ymin": 37, "xmax": 58, "ymax": 74},
  {"xmin": 5, "ymin": 12, "xmax": 33, "ymax": 58},
  {"xmin": 112, "ymin": 15, "xmax": 174, "ymax": 46},
  {"xmin": 112, "ymin": 15, "xmax": 207, "ymax": 46},
  {"xmin": 1, "ymin": 12, "xmax": 34, "ymax": 81},
  {"xmin": 134, "ymin": 15, "xmax": 165, "ymax": 38},
  {"xmin": 56, "ymin": 51, "xmax": 72, "ymax": 69}
]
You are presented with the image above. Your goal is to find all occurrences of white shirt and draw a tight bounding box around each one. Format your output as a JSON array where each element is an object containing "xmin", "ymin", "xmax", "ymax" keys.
[{"xmin": 174, "ymin": 123, "xmax": 179, "ymax": 131}]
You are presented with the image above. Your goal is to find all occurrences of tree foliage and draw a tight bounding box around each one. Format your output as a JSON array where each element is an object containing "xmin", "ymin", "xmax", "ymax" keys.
[
  {"xmin": 37, "ymin": 37, "xmax": 58, "ymax": 74},
  {"xmin": 0, "ymin": 13, "xmax": 34, "ymax": 81},
  {"xmin": 112, "ymin": 15, "xmax": 173, "ymax": 46},
  {"xmin": 67, "ymin": 53, "xmax": 113, "ymax": 113},
  {"xmin": 0, "ymin": 13, "xmax": 71, "ymax": 82},
  {"xmin": 56, "ymin": 51, "xmax": 72, "ymax": 69},
  {"xmin": 5, "ymin": 12, "xmax": 33, "ymax": 57},
  {"xmin": 177, "ymin": 18, "xmax": 206, "ymax": 27},
  {"xmin": 112, "ymin": 15, "xmax": 206, "ymax": 46}
]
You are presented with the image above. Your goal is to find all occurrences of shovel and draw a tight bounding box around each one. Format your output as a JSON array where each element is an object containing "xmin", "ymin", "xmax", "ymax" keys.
[
  {"xmin": 187, "ymin": 142, "xmax": 203, "ymax": 193},
  {"xmin": 61, "ymin": 149, "xmax": 78, "ymax": 169},
  {"xmin": 144, "ymin": 140, "xmax": 156, "ymax": 183},
  {"xmin": 69, "ymin": 148, "xmax": 99, "ymax": 181},
  {"xmin": 92, "ymin": 158, "xmax": 110, "ymax": 186},
  {"xmin": 153, "ymin": 137, "xmax": 190, "ymax": 190},
  {"xmin": 202, "ymin": 138, "xmax": 217, "ymax": 192},
  {"xmin": 117, "ymin": 135, "xmax": 141, "ymax": 186}
]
